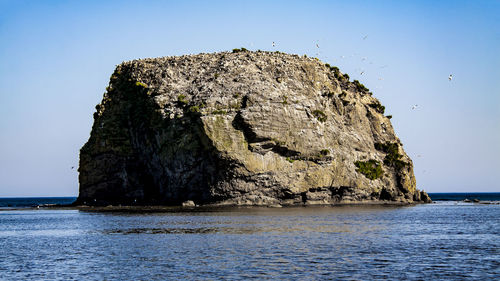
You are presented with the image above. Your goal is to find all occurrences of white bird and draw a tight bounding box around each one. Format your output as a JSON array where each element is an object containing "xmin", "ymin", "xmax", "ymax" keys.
[
  {"xmin": 411, "ymin": 104, "xmax": 419, "ymax": 110},
  {"xmin": 272, "ymin": 41, "xmax": 276, "ymax": 47},
  {"xmin": 448, "ymin": 74, "xmax": 453, "ymax": 81}
]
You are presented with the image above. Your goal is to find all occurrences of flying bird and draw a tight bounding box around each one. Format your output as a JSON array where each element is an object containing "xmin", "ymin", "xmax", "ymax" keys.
[
  {"xmin": 363, "ymin": 35, "xmax": 368, "ymax": 40},
  {"xmin": 272, "ymin": 41, "xmax": 276, "ymax": 47},
  {"xmin": 316, "ymin": 43, "xmax": 320, "ymax": 48},
  {"xmin": 448, "ymin": 74, "xmax": 453, "ymax": 81},
  {"xmin": 71, "ymin": 166, "xmax": 74, "ymax": 170},
  {"xmin": 411, "ymin": 104, "xmax": 419, "ymax": 110},
  {"xmin": 360, "ymin": 71, "xmax": 365, "ymax": 75}
]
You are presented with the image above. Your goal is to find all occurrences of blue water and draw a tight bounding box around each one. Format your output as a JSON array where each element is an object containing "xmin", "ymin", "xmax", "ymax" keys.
[
  {"xmin": 1, "ymin": 193, "xmax": 498, "ymax": 209},
  {"xmin": 0, "ymin": 200, "xmax": 499, "ymax": 280},
  {"xmin": 0, "ymin": 197, "xmax": 77, "ymax": 208},
  {"xmin": 428, "ymin": 192, "xmax": 500, "ymax": 201}
]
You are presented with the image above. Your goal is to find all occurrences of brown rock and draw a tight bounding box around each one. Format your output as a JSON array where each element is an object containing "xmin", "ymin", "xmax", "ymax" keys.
[{"xmin": 76, "ymin": 50, "xmax": 430, "ymax": 206}]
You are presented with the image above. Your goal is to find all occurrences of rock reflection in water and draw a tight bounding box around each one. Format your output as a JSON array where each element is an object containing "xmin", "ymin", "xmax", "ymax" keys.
[{"xmin": 100, "ymin": 206, "xmax": 388, "ymax": 235}]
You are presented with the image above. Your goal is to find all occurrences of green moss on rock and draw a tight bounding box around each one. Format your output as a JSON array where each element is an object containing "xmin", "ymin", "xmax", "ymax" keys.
[
  {"xmin": 312, "ymin": 110, "xmax": 327, "ymax": 122},
  {"xmin": 355, "ymin": 160, "xmax": 383, "ymax": 180},
  {"xmin": 232, "ymin": 47, "xmax": 248, "ymax": 53},
  {"xmin": 177, "ymin": 94, "xmax": 188, "ymax": 106},
  {"xmin": 135, "ymin": 81, "xmax": 148, "ymax": 88},
  {"xmin": 353, "ymin": 80, "xmax": 369, "ymax": 93},
  {"xmin": 375, "ymin": 142, "xmax": 407, "ymax": 169},
  {"xmin": 188, "ymin": 105, "xmax": 200, "ymax": 113},
  {"xmin": 369, "ymin": 101, "xmax": 385, "ymax": 114},
  {"xmin": 212, "ymin": 109, "xmax": 227, "ymax": 115}
]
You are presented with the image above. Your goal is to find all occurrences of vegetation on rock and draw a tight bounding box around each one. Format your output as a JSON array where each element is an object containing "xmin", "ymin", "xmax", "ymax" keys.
[
  {"xmin": 232, "ymin": 47, "xmax": 249, "ymax": 53},
  {"xmin": 177, "ymin": 94, "xmax": 188, "ymax": 106},
  {"xmin": 369, "ymin": 101, "xmax": 385, "ymax": 114},
  {"xmin": 312, "ymin": 110, "xmax": 327, "ymax": 122},
  {"xmin": 355, "ymin": 160, "xmax": 383, "ymax": 180},
  {"xmin": 135, "ymin": 81, "xmax": 148, "ymax": 88},
  {"xmin": 188, "ymin": 105, "xmax": 200, "ymax": 113},
  {"xmin": 212, "ymin": 109, "xmax": 227, "ymax": 115},
  {"xmin": 375, "ymin": 142, "xmax": 408, "ymax": 169},
  {"xmin": 282, "ymin": 95, "xmax": 288, "ymax": 105},
  {"xmin": 353, "ymin": 80, "xmax": 369, "ymax": 93}
]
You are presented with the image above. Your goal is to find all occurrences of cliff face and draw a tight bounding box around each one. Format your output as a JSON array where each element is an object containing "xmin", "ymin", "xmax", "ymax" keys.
[{"xmin": 77, "ymin": 50, "xmax": 431, "ymax": 206}]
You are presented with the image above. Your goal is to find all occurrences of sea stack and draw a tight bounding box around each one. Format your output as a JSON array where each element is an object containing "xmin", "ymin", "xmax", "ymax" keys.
[{"xmin": 77, "ymin": 50, "xmax": 431, "ymax": 206}]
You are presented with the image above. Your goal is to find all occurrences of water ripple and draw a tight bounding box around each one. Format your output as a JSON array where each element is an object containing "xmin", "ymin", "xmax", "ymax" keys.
[{"xmin": 0, "ymin": 204, "xmax": 498, "ymax": 280}]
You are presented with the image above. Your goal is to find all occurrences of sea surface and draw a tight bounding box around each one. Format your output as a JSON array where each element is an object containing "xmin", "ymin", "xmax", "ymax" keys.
[{"xmin": 0, "ymin": 195, "xmax": 499, "ymax": 280}]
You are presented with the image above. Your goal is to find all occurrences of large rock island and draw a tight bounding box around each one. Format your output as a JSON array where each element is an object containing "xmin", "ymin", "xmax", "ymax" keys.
[{"xmin": 76, "ymin": 50, "xmax": 431, "ymax": 206}]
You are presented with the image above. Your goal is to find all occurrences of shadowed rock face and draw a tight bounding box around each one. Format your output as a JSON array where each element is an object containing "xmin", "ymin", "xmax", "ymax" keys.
[{"xmin": 77, "ymin": 50, "xmax": 431, "ymax": 206}]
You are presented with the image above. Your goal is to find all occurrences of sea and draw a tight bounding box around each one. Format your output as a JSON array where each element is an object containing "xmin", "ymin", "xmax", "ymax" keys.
[{"xmin": 0, "ymin": 193, "xmax": 498, "ymax": 280}]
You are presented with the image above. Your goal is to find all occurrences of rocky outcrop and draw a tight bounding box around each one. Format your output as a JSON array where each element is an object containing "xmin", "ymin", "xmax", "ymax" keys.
[{"xmin": 77, "ymin": 50, "xmax": 431, "ymax": 206}]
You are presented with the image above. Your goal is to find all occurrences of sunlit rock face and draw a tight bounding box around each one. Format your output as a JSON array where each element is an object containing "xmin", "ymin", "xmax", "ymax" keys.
[{"xmin": 77, "ymin": 50, "xmax": 431, "ymax": 206}]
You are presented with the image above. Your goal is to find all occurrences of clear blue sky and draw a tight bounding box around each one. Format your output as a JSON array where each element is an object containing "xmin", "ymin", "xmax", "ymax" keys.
[{"xmin": 0, "ymin": 0, "xmax": 499, "ymax": 197}]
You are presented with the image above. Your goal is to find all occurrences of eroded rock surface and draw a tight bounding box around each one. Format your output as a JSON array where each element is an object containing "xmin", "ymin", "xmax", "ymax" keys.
[{"xmin": 77, "ymin": 50, "xmax": 431, "ymax": 206}]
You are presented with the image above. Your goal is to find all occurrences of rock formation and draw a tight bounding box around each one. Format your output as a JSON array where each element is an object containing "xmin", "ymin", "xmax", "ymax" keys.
[{"xmin": 77, "ymin": 50, "xmax": 431, "ymax": 206}]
